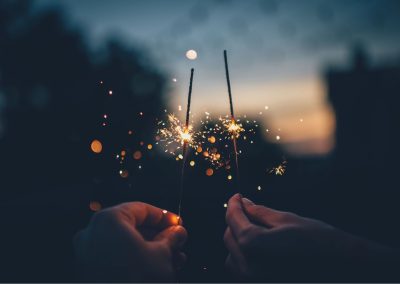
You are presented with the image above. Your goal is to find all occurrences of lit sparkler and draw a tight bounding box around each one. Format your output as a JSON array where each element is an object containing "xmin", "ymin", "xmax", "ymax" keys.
[
  {"xmin": 224, "ymin": 50, "xmax": 241, "ymax": 190},
  {"xmin": 177, "ymin": 68, "xmax": 194, "ymax": 218}
]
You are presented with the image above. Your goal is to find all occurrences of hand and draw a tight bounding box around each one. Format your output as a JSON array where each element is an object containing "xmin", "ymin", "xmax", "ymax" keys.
[
  {"xmin": 224, "ymin": 194, "xmax": 396, "ymax": 281},
  {"xmin": 74, "ymin": 202, "xmax": 187, "ymax": 282}
]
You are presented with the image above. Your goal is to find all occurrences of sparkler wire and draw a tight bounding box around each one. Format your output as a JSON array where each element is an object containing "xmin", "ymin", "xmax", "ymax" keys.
[
  {"xmin": 178, "ymin": 68, "xmax": 194, "ymax": 218},
  {"xmin": 223, "ymin": 50, "xmax": 240, "ymax": 191}
]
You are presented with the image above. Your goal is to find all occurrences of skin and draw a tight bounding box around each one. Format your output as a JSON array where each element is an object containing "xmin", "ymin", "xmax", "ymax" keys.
[
  {"xmin": 224, "ymin": 193, "xmax": 398, "ymax": 282},
  {"xmin": 74, "ymin": 202, "xmax": 187, "ymax": 282}
]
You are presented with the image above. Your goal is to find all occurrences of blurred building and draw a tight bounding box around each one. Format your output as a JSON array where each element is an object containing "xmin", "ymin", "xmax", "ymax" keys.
[{"xmin": 326, "ymin": 46, "xmax": 400, "ymax": 177}]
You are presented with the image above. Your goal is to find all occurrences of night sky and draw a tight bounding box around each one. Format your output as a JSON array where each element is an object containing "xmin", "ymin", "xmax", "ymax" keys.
[{"xmin": 34, "ymin": 0, "xmax": 400, "ymax": 155}]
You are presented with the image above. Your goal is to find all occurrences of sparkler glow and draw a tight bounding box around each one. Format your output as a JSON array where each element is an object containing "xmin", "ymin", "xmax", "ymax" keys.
[
  {"xmin": 177, "ymin": 68, "xmax": 195, "ymax": 218},
  {"xmin": 269, "ymin": 160, "xmax": 287, "ymax": 176}
]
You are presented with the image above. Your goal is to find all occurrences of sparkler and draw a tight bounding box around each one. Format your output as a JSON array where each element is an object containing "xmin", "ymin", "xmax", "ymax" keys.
[
  {"xmin": 178, "ymin": 68, "xmax": 194, "ymax": 218},
  {"xmin": 223, "ymin": 50, "xmax": 241, "ymax": 190}
]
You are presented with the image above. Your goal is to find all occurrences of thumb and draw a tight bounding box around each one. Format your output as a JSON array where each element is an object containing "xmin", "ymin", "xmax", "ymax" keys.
[
  {"xmin": 154, "ymin": 225, "xmax": 187, "ymax": 251},
  {"xmin": 242, "ymin": 197, "xmax": 291, "ymax": 228}
]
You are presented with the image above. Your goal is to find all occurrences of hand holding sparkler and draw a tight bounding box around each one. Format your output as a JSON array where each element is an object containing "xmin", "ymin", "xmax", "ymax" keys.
[
  {"xmin": 74, "ymin": 202, "xmax": 187, "ymax": 282},
  {"xmin": 224, "ymin": 194, "xmax": 398, "ymax": 282}
]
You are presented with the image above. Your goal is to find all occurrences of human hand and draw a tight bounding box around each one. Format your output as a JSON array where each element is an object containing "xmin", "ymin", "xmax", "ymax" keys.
[
  {"xmin": 224, "ymin": 194, "xmax": 395, "ymax": 281},
  {"xmin": 74, "ymin": 202, "xmax": 187, "ymax": 282}
]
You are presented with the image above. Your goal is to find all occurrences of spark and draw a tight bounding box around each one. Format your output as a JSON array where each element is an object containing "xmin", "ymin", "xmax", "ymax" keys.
[
  {"xmin": 223, "ymin": 203, "xmax": 228, "ymax": 208},
  {"xmin": 157, "ymin": 114, "xmax": 200, "ymax": 154},
  {"xmin": 157, "ymin": 111, "xmax": 258, "ymax": 170},
  {"xmin": 223, "ymin": 118, "xmax": 244, "ymax": 139},
  {"xmin": 269, "ymin": 161, "xmax": 287, "ymax": 176},
  {"xmin": 257, "ymin": 185, "xmax": 262, "ymax": 191},
  {"xmin": 162, "ymin": 210, "xmax": 168, "ymax": 214},
  {"xmin": 276, "ymin": 135, "xmax": 281, "ymax": 140},
  {"xmin": 108, "ymin": 90, "xmax": 113, "ymax": 95},
  {"xmin": 172, "ymin": 78, "xmax": 177, "ymax": 82}
]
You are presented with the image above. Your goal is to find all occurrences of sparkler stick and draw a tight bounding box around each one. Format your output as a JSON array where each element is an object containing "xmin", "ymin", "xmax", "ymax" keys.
[
  {"xmin": 223, "ymin": 50, "xmax": 240, "ymax": 191},
  {"xmin": 178, "ymin": 68, "xmax": 194, "ymax": 218}
]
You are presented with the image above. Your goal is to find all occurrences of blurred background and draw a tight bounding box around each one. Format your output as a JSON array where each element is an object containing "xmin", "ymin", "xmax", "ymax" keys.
[{"xmin": 0, "ymin": 0, "xmax": 399, "ymax": 281}]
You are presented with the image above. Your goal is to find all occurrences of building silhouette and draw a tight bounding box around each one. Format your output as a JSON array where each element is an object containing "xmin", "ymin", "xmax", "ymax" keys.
[{"xmin": 326, "ymin": 46, "xmax": 400, "ymax": 178}]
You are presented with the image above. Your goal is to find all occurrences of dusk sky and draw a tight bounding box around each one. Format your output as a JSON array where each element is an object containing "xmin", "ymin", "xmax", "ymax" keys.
[{"xmin": 35, "ymin": 0, "xmax": 400, "ymax": 155}]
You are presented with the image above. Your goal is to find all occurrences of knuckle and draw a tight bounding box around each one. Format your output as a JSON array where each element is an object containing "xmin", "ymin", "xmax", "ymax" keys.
[
  {"xmin": 251, "ymin": 205, "xmax": 265, "ymax": 217},
  {"xmin": 91, "ymin": 208, "xmax": 118, "ymax": 225}
]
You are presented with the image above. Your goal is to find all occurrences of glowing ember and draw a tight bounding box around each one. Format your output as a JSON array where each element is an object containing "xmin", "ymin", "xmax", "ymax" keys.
[
  {"xmin": 90, "ymin": 139, "xmax": 103, "ymax": 154},
  {"xmin": 190, "ymin": 160, "xmax": 195, "ymax": 166},
  {"xmin": 147, "ymin": 144, "xmax": 153, "ymax": 150},
  {"xmin": 206, "ymin": 168, "xmax": 214, "ymax": 176},
  {"xmin": 224, "ymin": 118, "xmax": 244, "ymax": 139},
  {"xmin": 157, "ymin": 114, "xmax": 199, "ymax": 154},
  {"xmin": 269, "ymin": 161, "xmax": 287, "ymax": 176},
  {"xmin": 89, "ymin": 201, "xmax": 102, "ymax": 212},
  {"xmin": 133, "ymin": 151, "xmax": 142, "ymax": 160}
]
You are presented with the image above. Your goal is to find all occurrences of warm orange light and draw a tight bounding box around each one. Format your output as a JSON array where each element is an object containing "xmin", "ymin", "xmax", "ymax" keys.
[
  {"xmin": 206, "ymin": 168, "xmax": 214, "ymax": 176},
  {"xmin": 90, "ymin": 139, "xmax": 103, "ymax": 154},
  {"xmin": 180, "ymin": 129, "xmax": 192, "ymax": 144},
  {"xmin": 196, "ymin": 146, "xmax": 203, "ymax": 153},
  {"xmin": 147, "ymin": 144, "xmax": 153, "ymax": 150},
  {"xmin": 121, "ymin": 150, "xmax": 126, "ymax": 157},
  {"xmin": 133, "ymin": 151, "xmax": 142, "ymax": 160},
  {"xmin": 203, "ymin": 151, "xmax": 209, "ymax": 157},
  {"xmin": 89, "ymin": 201, "xmax": 102, "ymax": 212},
  {"xmin": 208, "ymin": 136, "xmax": 216, "ymax": 143}
]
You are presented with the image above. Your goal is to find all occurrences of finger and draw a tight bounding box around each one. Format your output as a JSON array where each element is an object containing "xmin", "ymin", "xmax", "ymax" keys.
[
  {"xmin": 223, "ymin": 227, "xmax": 247, "ymax": 268},
  {"xmin": 242, "ymin": 197, "xmax": 297, "ymax": 228},
  {"xmin": 226, "ymin": 194, "xmax": 253, "ymax": 239},
  {"xmin": 154, "ymin": 225, "xmax": 187, "ymax": 251},
  {"xmin": 115, "ymin": 202, "xmax": 180, "ymax": 229}
]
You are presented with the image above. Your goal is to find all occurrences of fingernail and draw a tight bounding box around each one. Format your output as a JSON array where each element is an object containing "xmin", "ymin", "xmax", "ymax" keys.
[{"xmin": 242, "ymin": 197, "xmax": 255, "ymax": 206}]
